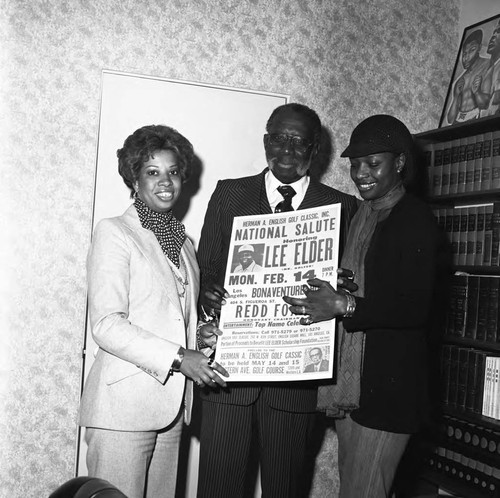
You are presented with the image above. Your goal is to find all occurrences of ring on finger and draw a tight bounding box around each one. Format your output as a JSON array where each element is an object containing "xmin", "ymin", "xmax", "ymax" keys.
[
  {"xmin": 207, "ymin": 357, "xmax": 214, "ymax": 367},
  {"xmin": 302, "ymin": 315, "xmax": 313, "ymax": 325},
  {"xmin": 301, "ymin": 305, "xmax": 306, "ymax": 315}
]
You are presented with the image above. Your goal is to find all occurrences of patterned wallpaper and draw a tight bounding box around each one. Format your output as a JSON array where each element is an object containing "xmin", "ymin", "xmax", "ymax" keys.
[{"xmin": 1, "ymin": 0, "xmax": 459, "ymax": 496}]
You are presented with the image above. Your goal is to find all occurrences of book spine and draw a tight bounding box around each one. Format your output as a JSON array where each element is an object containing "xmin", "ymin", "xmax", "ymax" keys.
[
  {"xmin": 449, "ymin": 139, "xmax": 460, "ymax": 196},
  {"xmin": 486, "ymin": 277, "xmax": 500, "ymax": 344},
  {"xmin": 445, "ymin": 274, "xmax": 468, "ymax": 337},
  {"xmin": 423, "ymin": 143, "xmax": 434, "ymax": 195},
  {"xmin": 493, "ymin": 357, "xmax": 500, "ymax": 420},
  {"xmin": 441, "ymin": 141, "xmax": 452, "ymax": 196},
  {"xmin": 457, "ymin": 347, "xmax": 470, "ymax": 409},
  {"xmin": 465, "ymin": 275, "xmax": 480, "ymax": 340},
  {"xmin": 458, "ymin": 207, "xmax": 469, "ymax": 267},
  {"xmin": 457, "ymin": 137, "xmax": 469, "ymax": 194},
  {"xmin": 449, "ymin": 345, "xmax": 460, "ymax": 408},
  {"xmin": 475, "ymin": 205, "xmax": 486, "ymax": 266},
  {"xmin": 465, "ymin": 349, "xmax": 479, "ymax": 412},
  {"xmin": 484, "ymin": 204, "xmax": 494, "ymax": 266},
  {"xmin": 491, "ymin": 201, "xmax": 500, "ymax": 267},
  {"xmin": 433, "ymin": 143, "xmax": 444, "ymax": 196},
  {"xmin": 464, "ymin": 135, "xmax": 476, "ymax": 192},
  {"xmin": 437, "ymin": 207, "xmax": 446, "ymax": 233},
  {"xmin": 476, "ymin": 277, "xmax": 491, "ymax": 342},
  {"xmin": 455, "ymin": 275, "xmax": 468, "ymax": 337},
  {"xmin": 450, "ymin": 140, "xmax": 465, "ymax": 195},
  {"xmin": 492, "ymin": 130, "xmax": 500, "ymax": 190},
  {"xmin": 474, "ymin": 352, "xmax": 486, "ymax": 414},
  {"xmin": 466, "ymin": 206, "xmax": 477, "ymax": 266},
  {"xmin": 473, "ymin": 134, "xmax": 484, "ymax": 192},
  {"xmin": 481, "ymin": 132, "xmax": 493, "ymax": 191},
  {"xmin": 452, "ymin": 209, "xmax": 461, "ymax": 266},
  {"xmin": 445, "ymin": 280, "xmax": 457, "ymax": 337},
  {"xmin": 483, "ymin": 356, "xmax": 493, "ymax": 418},
  {"xmin": 441, "ymin": 344, "xmax": 452, "ymax": 406},
  {"xmin": 444, "ymin": 207, "xmax": 454, "ymax": 250}
]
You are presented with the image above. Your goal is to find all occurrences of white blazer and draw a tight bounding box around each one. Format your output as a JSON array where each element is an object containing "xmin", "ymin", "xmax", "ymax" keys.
[{"xmin": 79, "ymin": 205, "xmax": 199, "ymax": 431}]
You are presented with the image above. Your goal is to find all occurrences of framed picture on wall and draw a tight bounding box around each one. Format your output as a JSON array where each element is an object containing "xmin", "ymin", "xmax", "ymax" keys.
[{"xmin": 440, "ymin": 13, "xmax": 500, "ymax": 128}]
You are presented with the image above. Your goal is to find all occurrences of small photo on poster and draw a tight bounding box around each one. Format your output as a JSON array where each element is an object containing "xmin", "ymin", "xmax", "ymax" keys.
[{"xmin": 231, "ymin": 243, "xmax": 265, "ymax": 273}]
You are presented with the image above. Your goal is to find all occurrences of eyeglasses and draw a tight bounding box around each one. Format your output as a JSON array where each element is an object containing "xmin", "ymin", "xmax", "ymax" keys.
[{"xmin": 266, "ymin": 133, "xmax": 313, "ymax": 152}]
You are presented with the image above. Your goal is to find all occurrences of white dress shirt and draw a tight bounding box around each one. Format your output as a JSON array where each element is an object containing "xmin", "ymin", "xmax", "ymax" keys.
[{"xmin": 265, "ymin": 170, "xmax": 310, "ymax": 212}]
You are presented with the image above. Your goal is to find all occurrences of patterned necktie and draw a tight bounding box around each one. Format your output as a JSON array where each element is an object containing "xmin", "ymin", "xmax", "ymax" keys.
[{"xmin": 275, "ymin": 185, "xmax": 296, "ymax": 213}]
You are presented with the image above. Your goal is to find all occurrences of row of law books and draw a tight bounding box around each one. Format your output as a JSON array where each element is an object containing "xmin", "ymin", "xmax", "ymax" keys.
[
  {"xmin": 433, "ymin": 202, "xmax": 500, "ymax": 267},
  {"xmin": 424, "ymin": 415, "xmax": 500, "ymax": 494},
  {"xmin": 424, "ymin": 451, "xmax": 500, "ymax": 496},
  {"xmin": 441, "ymin": 344, "xmax": 500, "ymax": 420},
  {"xmin": 439, "ymin": 415, "xmax": 500, "ymax": 465},
  {"xmin": 423, "ymin": 131, "xmax": 500, "ymax": 197},
  {"xmin": 444, "ymin": 274, "xmax": 500, "ymax": 343}
]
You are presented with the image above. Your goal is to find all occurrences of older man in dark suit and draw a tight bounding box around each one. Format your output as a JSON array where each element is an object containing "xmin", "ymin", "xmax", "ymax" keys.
[{"xmin": 196, "ymin": 103, "xmax": 358, "ymax": 498}]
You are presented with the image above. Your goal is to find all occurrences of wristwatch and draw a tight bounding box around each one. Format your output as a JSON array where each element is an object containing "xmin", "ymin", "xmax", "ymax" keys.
[{"xmin": 171, "ymin": 347, "xmax": 184, "ymax": 372}]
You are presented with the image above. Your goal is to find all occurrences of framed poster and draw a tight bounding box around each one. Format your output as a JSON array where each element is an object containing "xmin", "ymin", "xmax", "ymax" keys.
[
  {"xmin": 77, "ymin": 70, "xmax": 288, "ymax": 498},
  {"xmin": 440, "ymin": 13, "xmax": 500, "ymax": 127}
]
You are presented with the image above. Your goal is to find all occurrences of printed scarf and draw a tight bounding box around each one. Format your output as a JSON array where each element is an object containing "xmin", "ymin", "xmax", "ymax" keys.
[{"xmin": 134, "ymin": 197, "xmax": 185, "ymax": 268}]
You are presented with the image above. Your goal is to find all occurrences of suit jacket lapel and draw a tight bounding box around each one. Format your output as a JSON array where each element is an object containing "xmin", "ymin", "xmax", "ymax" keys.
[
  {"xmin": 120, "ymin": 205, "xmax": 183, "ymax": 315},
  {"xmin": 181, "ymin": 240, "xmax": 200, "ymax": 332},
  {"xmin": 233, "ymin": 169, "xmax": 272, "ymax": 215},
  {"xmin": 299, "ymin": 177, "xmax": 323, "ymax": 210}
]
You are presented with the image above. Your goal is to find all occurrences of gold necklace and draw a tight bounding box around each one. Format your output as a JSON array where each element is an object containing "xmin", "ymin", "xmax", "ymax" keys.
[{"xmin": 172, "ymin": 255, "xmax": 188, "ymax": 297}]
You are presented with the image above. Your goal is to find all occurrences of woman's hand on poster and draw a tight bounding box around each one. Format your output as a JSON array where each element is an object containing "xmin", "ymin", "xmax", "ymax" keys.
[
  {"xmin": 337, "ymin": 268, "xmax": 358, "ymax": 293},
  {"xmin": 283, "ymin": 276, "xmax": 352, "ymax": 325},
  {"xmin": 179, "ymin": 348, "xmax": 229, "ymax": 388}
]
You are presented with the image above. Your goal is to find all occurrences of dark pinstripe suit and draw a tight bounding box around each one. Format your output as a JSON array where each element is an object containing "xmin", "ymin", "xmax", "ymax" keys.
[{"xmin": 197, "ymin": 169, "xmax": 357, "ymax": 498}]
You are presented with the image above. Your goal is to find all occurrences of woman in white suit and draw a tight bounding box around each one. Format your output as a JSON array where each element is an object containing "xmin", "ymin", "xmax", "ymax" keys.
[{"xmin": 79, "ymin": 124, "xmax": 228, "ymax": 498}]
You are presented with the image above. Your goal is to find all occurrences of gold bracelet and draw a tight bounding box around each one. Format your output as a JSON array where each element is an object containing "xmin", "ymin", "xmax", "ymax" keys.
[{"xmin": 344, "ymin": 293, "xmax": 356, "ymax": 318}]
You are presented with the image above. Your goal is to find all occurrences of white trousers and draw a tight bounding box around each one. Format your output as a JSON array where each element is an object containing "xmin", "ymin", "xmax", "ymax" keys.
[{"xmin": 85, "ymin": 414, "xmax": 183, "ymax": 498}]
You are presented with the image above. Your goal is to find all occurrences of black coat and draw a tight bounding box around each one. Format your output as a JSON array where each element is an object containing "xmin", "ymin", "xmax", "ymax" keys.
[{"xmin": 344, "ymin": 193, "xmax": 446, "ymax": 433}]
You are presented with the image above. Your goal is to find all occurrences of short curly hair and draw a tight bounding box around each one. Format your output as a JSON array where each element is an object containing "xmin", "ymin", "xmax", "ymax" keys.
[{"xmin": 117, "ymin": 124, "xmax": 194, "ymax": 197}]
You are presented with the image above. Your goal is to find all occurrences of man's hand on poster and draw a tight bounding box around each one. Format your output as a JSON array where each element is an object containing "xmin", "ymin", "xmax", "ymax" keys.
[
  {"xmin": 197, "ymin": 321, "xmax": 222, "ymax": 350},
  {"xmin": 283, "ymin": 268, "xmax": 356, "ymax": 325},
  {"xmin": 200, "ymin": 282, "xmax": 229, "ymax": 314},
  {"xmin": 198, "ymin": 283, "xmax": 229, "ymax": 351}
]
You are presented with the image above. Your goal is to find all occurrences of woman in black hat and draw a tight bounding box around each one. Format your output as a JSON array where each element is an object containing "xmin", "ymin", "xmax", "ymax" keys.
[{"xmin": 284, "ymin": 115, "xmax": 446, "ymax": 498}]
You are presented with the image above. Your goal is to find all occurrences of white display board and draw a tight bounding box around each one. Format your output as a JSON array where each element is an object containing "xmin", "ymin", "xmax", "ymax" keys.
[{"xmin": 77, "ymin": 69, "xmax": 288, "ymax": 497}]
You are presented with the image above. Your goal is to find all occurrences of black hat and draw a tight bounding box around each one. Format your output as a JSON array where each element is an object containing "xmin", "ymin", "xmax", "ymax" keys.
[{"xmin": 340, "ymin": 114, "xmax": 413, "ymax": 158}]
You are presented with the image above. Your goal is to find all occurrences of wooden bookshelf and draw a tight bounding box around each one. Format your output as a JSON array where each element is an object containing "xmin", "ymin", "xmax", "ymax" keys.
[
  {"xmin": 422, "ymin": 469, "xmax": 497, "ymax": 498},
  {"xmin": 441, "ymin": 405, "xmax": 500, "ymax": 431},
  {"xmin": 415, "ymin": 115, "xmax": 500, "ymax": 144},
  {"xmin": 428, "ymin": 189, "xmax": 500, "ymax": 204},
  {"xmin": 407, "ymin": 117, "xmax": 500, "ymax": 498}
]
